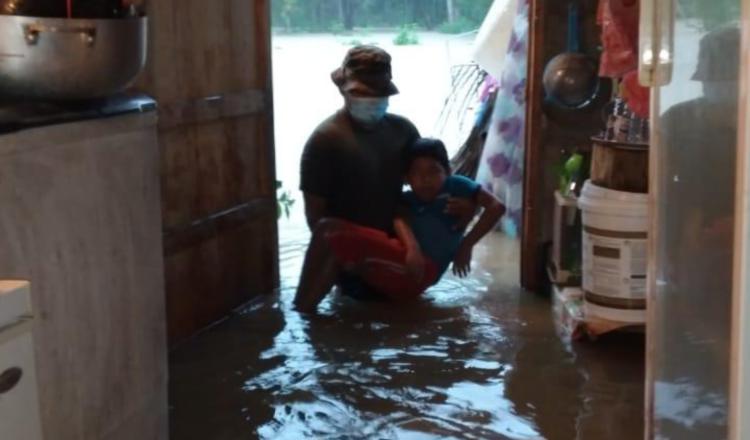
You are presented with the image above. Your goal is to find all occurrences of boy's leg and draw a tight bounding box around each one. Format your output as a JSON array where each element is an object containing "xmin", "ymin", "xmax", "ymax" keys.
[
  {"xmin": 327, "ymin": 225, "xmax": 439, "ymax": 300},
  {"xmin": 359, "ymin": 254, "xmax": 439, "ymax": 300},
  {"xmin": 294, "ymin": 218, "xmax": 345, "ymax": 312},
  {"xmin": 295, "ymin": 218, "xmax": 438, "ymax": 311}
]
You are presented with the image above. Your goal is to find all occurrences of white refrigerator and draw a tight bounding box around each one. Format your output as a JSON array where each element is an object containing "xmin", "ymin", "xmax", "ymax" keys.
[
  {"xmin": 0, "ymin": 281, "xmax": 43, "ymax": 439},
  {"xmin": 639, "ymin": 0, "xmax": 747, "ymax": 438}
]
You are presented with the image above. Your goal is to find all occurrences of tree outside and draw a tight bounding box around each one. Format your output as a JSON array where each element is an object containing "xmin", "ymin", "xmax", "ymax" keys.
[
  {"xmin": 679, "ymin": 0, "xmax": 740, "ymax": 31},
  {"xmin": 271, "ymin": 0, "xmax": 493, "ymax": 34}
]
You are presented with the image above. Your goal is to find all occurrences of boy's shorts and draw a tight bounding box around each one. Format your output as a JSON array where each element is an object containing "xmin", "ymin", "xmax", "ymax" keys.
[{"xmin": 326, "ymin": 220, "xmax": 438, "ymax": 300}]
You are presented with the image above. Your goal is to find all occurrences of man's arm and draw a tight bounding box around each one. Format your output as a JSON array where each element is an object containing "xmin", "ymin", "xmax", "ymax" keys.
[
  {"xmin": 300, "ymin": 129, "xmax": 333, "ymax": 231},
  {"xmin": 303, "ymin": 192, "xmax": 327, "ymax": 231},
  {"xmin": 394, "ymin": 214, "xmax": 426, "ymax": 282},
  {"xmin": 394, "ymin": 216, "xmax": 420, "ymax": 255}
]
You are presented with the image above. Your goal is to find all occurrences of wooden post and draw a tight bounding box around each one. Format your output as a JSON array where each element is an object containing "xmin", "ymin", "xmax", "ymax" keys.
[{"xmin": 521, "ymin": 0, "xmax": 545, "ymax": 291}]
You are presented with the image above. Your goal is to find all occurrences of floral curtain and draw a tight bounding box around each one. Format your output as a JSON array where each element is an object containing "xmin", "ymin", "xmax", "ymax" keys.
[{"xmin": 475, "ymin": 0, "xmax": 529, "ymax": 238}]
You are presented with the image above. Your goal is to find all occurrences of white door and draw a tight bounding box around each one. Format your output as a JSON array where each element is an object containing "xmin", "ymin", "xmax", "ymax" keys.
[
  {"xmin": 640, "ymin": 0, "xmax": 745, "ymax": 437},
  {"xmin": 0, "ymin": 281, "xmax": 43, "ymax": 440},
  {"xmin": 640, "ymin": 0, "xmax": 743, "ymax": 438}
]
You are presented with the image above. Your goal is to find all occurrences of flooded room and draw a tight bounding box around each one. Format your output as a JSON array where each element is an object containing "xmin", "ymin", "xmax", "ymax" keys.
[{"xmin": 0, "ymin": 0, "xmax": 746, "ymax": 439}]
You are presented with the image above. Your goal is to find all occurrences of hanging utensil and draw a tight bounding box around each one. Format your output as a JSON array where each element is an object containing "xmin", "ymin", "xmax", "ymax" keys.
[{"xmin": 542, "ymin": 1, "xmax": 600, "ymax": 110}]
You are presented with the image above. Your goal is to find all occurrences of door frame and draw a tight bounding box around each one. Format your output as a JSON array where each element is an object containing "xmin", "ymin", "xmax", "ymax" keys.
[
  {"xmin": 730, "ymin": 1, "xmax": 750, "ymax": 437},
  {"xmin": 521, "ymin": 0, "xmax": 545, "ymax": 291}
]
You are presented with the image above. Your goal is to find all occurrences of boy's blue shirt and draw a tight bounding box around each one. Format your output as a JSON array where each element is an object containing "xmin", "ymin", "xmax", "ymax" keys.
[{"xmin": 402, "ymin": 175, "xmax": 481, "ymax": 278}]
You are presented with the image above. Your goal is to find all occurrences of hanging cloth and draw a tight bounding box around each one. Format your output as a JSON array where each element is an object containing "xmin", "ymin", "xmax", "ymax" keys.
[{"xmin": 475, "ymin": 0, "xmax": 529, "ymax": 238}]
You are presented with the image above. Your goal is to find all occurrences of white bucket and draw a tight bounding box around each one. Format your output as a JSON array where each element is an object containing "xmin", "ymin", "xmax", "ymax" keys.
[{"xmin": 578, "ymin": 181, "xmax": 648, "ymax": 324}]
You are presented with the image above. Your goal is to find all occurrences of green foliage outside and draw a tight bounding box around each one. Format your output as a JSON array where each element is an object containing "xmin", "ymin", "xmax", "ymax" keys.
[
  {"xmin": 449, "ymin": 0, "xmax": 494, "ymax": 29},
  {"xmin": 271, "ymin": 0, "xmax": 492, "ymax": 34},
  {"xmin": 329, "ymin": 22, "xmax": 346, "ymax": 35},
  {"xmin": 393, "ymin": 24, "xmax": 420, "ymax": 45},
  {"xmin": 437, "ymin": 17, "xmax": 475, "ymax": 34},
  {"xmin": 276, "ymin": 181, "xmax": 295, "ymax": 219},
  {"xmin": 679, "ymin": 0, "xmax": 740, "ymax": 31}
]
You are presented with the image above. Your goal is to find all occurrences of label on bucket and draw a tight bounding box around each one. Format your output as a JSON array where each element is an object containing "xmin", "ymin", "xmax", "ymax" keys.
[{"xmin": 582, "ymin": 228, "xmax": 647, "ymax": 306}]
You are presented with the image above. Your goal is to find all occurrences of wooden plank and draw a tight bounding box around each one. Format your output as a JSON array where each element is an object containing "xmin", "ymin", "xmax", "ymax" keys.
[
  {"xmin": 139, "ymin": 0, "xmax": 270, "ymax": 103},
  {"xmin": 164, "ymin": 217, "xmax": 278, "ymax": 343},
  {"xmin": 157, "ymin": 89, "xmax": 266, "ymax": 130},
  {"xmin": 159, "ymin": 114, "xmax": 274, "ymax": 230},
  {"xmin": 137, "ymin": 0, "xmax": 277, "ymax": 343},
  {"xmin": 521, "ymin": 0, "xmax": 546, "ymax": 291},
  {"xmin": 0, "ymin": 114, "xmax": 167, "ymax": 439},
  {"xmin": 163, "ymin": 197, "xmax": 276, "ymax": 256}
]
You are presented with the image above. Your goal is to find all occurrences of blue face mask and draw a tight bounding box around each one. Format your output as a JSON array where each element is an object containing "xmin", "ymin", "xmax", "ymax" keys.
[{"xmin": 347, "ymin": 96, "xmax": 389, "ymax": 125}]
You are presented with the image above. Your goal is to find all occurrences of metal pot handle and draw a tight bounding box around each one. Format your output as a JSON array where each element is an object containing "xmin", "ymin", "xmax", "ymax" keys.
[{"xmin": 23, "ymin": 23, "xmax": 97, "ymax": 47}]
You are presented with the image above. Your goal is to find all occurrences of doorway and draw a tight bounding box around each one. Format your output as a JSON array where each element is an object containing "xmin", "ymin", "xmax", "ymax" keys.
[{"xmin": 165, "ymin": 1, "xmax": 645, "ymax": 439}]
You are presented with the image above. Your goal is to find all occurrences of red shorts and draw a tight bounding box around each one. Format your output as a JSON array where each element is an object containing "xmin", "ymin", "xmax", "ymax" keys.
[{"xmin": 325, "ymin": 221, "xmax": 438, "ymax": 300}]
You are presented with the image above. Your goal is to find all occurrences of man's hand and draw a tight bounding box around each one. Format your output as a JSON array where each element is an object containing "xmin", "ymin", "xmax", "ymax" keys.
[
  {"xmin": 405, "ymin": 249, "xmax": 426, "ymax": 282},
  {"xmin": 445, "ymin": 197, "xmax": 478, "ymax": 230},
  {"xmin": 452, "ymin": 242, "xmax": 473, "ymax": 278}
]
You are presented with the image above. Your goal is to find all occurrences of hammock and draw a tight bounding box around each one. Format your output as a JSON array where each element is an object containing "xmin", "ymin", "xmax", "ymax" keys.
[{"xmin": 434, "ymin": 63, "xmax": 492, "ymax": 179}]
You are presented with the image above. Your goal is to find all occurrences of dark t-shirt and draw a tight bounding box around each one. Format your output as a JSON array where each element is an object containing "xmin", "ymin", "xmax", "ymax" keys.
[
  {"xmin": 300, "ymin": 109, "xmax": 420, "ymax": 233},
  {"xmin": 661, "ymin": 98, "xmax": 736, "ymax": 220}
]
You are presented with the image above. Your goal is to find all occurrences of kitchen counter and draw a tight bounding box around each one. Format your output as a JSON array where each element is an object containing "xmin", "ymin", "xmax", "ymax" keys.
[{"xmin": 0, "ymin": 111, "xmax": 167, "ymax": 439}]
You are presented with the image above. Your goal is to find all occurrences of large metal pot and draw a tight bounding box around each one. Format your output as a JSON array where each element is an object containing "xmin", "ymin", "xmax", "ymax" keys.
[
  {"xmin": 0, "ymin": 0, "xmax": 124, "ymax": 18},
  {"xmin": 0, "ymin": 15, "xmax": 147, "ymax": 100}
]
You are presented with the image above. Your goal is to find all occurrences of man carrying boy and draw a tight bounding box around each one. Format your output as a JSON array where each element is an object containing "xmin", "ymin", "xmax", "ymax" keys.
[
  {"xmin": 325, "ymin": 138, "xmax": 505, "ymax": 300},
  {"xmin": 295, "ymin": 46, "xmax": 475, "ymax": 312}
]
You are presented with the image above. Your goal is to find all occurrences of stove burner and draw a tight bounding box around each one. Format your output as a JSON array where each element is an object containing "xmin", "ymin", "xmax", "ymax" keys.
[{"xmin": 0, "ymin": 92, "xmax": 156, "ymax": 134}]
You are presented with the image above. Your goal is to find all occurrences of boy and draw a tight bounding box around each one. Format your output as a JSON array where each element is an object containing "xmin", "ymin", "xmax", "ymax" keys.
[{"xmin": 327, "ymin": 138, "xmax": 505, "ymax": 299}]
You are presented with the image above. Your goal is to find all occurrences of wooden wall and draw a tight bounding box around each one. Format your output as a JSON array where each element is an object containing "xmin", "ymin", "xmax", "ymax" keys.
[
  {"xmin": 523, "ymin": 0, "xmax": 609, "ymax": 290},
  {"xmin": 137, "ymin": 0, "xmax": 278, "ymax": 343}
]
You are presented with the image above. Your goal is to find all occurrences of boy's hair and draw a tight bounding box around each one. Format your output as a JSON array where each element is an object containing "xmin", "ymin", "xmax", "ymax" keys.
[{"xmin": 407, "ymin": 138, "xmax": 451, "ymax": 174}]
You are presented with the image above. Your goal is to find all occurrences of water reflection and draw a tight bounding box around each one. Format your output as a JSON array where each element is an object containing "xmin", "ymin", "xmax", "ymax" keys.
[
  {"xmin": 245, "ymin": 277, "xmax": 540, "ymax": 438},
  {"xmin": 168, "ymin": 222, "xmax": 643, "ymax": 439},
  {"xmin": 652, "ymin": 23, "xmax": 739, "ymax": 439}
]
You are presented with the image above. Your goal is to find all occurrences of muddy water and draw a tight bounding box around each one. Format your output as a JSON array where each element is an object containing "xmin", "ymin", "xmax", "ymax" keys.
[
  {"xmin": 169, "ymin": 228, "xmax": 645, "ymax": 440},
  {"xmin": 169, "ymin": 32, "xmax": 644, "ymax": 440}
]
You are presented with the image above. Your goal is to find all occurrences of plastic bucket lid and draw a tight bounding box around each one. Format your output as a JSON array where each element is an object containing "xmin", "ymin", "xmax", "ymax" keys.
[{"xmin": 578, "ymin": 180, "xmax": 648, "ymax": 217}]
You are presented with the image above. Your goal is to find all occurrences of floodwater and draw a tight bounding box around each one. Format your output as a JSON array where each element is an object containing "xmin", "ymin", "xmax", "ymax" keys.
[
  {"xmin": 170, "ymin": 233, "xmax": 644, "ymax": 439},
  {"xmin": 168, "ymin": 33, "xmax": 645, "ymax": 439}
]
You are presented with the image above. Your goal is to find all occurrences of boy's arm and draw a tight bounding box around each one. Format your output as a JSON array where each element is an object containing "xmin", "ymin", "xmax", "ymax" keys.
[
  {"xmin": 393, "ymin": 213, "xmax": 426, "ymax": 281},
  {"xmin": 445, "ymin": 196, "xmax": 478, "ymax": 230},
  {"xmin": 462, "ymin": 189, "xmax": 505, "ymax": 248},
  {"xmin": 453, "ymin": 188, "xmax": 505, "ymax": 277}
]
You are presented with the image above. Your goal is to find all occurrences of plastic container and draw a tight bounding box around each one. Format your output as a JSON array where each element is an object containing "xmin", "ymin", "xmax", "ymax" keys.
[{"xmin": 578, "ymin": 180, "xmax": 648, "ymax": 323}]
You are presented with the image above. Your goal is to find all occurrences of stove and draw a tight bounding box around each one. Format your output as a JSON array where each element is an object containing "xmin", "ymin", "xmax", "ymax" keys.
[{"xmin": 0, "ymin": 92, "xmax": 157, "ymax": 134}]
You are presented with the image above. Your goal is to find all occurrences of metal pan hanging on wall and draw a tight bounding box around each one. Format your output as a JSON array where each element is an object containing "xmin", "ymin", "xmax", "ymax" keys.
[{"xmin": 542, "ymin": 1, "xmax": 601, "ymax": 111}]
